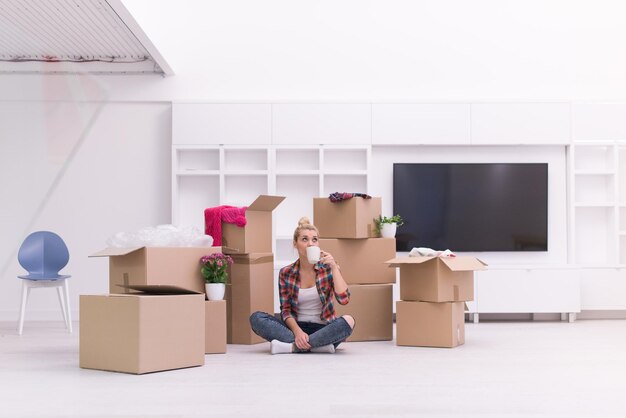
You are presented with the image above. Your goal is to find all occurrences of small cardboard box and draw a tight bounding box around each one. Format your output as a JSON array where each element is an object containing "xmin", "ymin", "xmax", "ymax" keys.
[
  {"xmin": 313, "ymin": 197, "xmax": 381, "ymax": 239},
  {"xmin": 222, "ymin": 195, "xmax": 285, "ymax": 254},
  {"xmin": 79, "ymin": 290, "xmax": 205, "ymax": 374},
  {"xmin": 396, "ymin": 301, "xmax": 465, "ymax": 348},
  {"xmin": 205, "ymin": 300, "xmax": 227, "ymax": 354},
  {"xmin": 320, "ymin": 238, "xmax": 396, "ymax": 284},
  {"xmin": 334, "ymin": 284, "xmax": 393, "ymax": 342},
  {"xmin": 386, "ymin": 256, "xmax": 487, "ymax": 302},
  {"xmin": 226, "ymin": 253, "xmax": 274, "ymax": 344},
  {"xmin": 90, "ymin": 246, "xmax": 222, "ymax": 294}
]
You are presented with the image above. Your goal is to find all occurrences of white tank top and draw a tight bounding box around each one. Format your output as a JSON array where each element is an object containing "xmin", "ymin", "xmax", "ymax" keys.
[{"xmin": 297, "ymin": 286, "xmax": 325, "ymax": 324}]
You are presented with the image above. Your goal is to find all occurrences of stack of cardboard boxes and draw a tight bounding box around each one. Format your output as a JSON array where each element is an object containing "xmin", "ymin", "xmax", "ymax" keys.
[
  {"xmin": 222, "ymin": 195, "xmax": 284, "ymax": 345},
  {"xmin": 314, "ymin": 197, "xmax": 397, "ymax": 341},
  {"xmin": 81, "ymin": 246, "xmax": 226, "ymax": 374},
  {"xmin": 386, "ymin": 256, "xmax": 487, "ymax": 348}
]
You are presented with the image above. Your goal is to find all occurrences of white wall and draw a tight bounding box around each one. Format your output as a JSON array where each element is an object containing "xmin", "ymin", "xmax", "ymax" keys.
[
  {"xmin": 1, "ymin": 0, "xmax": 626, "ymax": 321},
  {"xmin": 0, "ymin": 102, "xmax": 171, "ymax": 321},
  {"xmin": 2, "ymin": 0, "xmax": 626, "ymax": 102}
]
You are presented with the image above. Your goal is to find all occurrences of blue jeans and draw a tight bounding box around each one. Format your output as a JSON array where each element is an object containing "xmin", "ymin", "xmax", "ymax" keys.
[{"xmin": 249, "ymin": 311, "xmax": 353, "ymax": 349}]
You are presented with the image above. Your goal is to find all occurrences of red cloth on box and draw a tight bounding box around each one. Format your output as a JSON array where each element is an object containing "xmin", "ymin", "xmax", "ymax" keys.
[{"xmin": 204, "ymin": 205, "xmax": 247, "ymax": 246}]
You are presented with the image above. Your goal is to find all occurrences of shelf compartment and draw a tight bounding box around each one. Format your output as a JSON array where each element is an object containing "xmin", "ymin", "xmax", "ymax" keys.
[
  {"xmin": 276, "ymin": 148, "xmax": 319, "ymax": 171},
  {"xmin": 177, "ymin": 149, "xmax": 219, "ymax": 171},
  {"xmin": 574, "ymin": 206, "xmax": 616, "ymax": 264},
  {"xmin": 224, "ymin": 175, "xmax": 268, "ymax": 206},
  {"xmin": 275, "ymin": 174, "xmax": 319, "ymax": 237},
  {"xmin": 574, "ymin": 145, "xmax": 614, "ymax": 172},
  {"xmin": 574, "ymin": 175, "xmax": 615, "ymax": 204},
  {"xmin": 323, "ymin": 148, "xmax": 367, "ymax": 171},
  {"xmin": 323, "ymin": 174, "xmax": 367, "ymax": 196},
  {"xmin": 275, "ymin": 238, "xmax": 297, "ymax": 265},
  {"xmin": 224, "ymin": 149, "xmax": 268, "ymax": 171},
  {"xmin": 176, "ymin": 176, "xmax": 220, "ymax": 230}
]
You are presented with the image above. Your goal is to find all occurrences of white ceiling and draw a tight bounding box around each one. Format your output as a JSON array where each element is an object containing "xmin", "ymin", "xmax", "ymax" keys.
[{"xmin": 0, "ymin": 0, "xmax": 173, "ymax": 75}]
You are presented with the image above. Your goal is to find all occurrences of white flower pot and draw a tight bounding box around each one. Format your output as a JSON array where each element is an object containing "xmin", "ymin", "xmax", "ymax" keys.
[
  {"xmin": 205, "ymin": 283, "xmax": 226, "ymax": 301},
  {"xmin": 381, "ymin": 223, "xmax": 397, "ymax": 238}
]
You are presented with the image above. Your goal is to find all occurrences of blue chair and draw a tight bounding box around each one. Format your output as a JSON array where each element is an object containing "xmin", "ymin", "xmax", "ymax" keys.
[{"xmin": 17, "ymin": 231, "xmax": 72, "ymax": 335}]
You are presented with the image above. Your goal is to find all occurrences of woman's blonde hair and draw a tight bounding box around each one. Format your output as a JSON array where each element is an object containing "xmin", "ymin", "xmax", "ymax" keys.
[{"xmin": 293, "ymin": 216, "xmax": 319, "ymax": 244}]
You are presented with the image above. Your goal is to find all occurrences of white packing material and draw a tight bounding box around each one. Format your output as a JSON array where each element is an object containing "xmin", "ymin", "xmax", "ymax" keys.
[
  {"xmin": 106, "ymin": 224, "xmax": 214, "ymax": 248},
  {"xmin": 409, "ymin": 247, "xmax": 456, "ymax": 257}
]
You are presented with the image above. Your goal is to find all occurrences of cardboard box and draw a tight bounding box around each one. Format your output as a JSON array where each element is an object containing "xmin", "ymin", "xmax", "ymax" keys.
[
  {"xmin": 205, "ymin": 300, "xmax": 227, "ymax": 354},
  {"xmin": 386, "ymin": 256, "xmax": 487, "ymax": 302},
  {"xmin": 320, "ymin": 238, "xmax": 396, "ymax": 284},
  {"xmin": 313, "ymin": 197, "xmax": 381, "ymax": 239},
  {"xmin": 222, "ymin": 195, "xmax": 285, "ymax": 254},
  {"xmin": 334, "ymin": 284, "xmax": 393, "ymax": 341},
  {"xmin": 396, "ymin": 301, "xmax": 465, "ymax": 348},
  {"xmin": 226, "ymin": 253, "xmax": 274, "ymax": 344},
  {"xmin": 90, "ymin": 246, "xmax": 222, "ymax": 294},
  {"xmin": 79, "ymin": 291, "xmax": 205, "ymax": 374}
]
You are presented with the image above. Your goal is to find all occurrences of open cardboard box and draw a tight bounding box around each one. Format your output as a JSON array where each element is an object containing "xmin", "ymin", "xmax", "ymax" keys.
[
  {"xmin": 90, "ymin": 246, "xmax": 222, "ymax": 294},
  {"xmin": 222, "ymin": 195, "xmax": 285, "ymax": 254},
  {"xmin": 79, "ymin": 285, "xmax": 205, "ymax": 374},
  {"xmin": 386, "ymin": 256, "xmax": 487, "ymax": 302}
]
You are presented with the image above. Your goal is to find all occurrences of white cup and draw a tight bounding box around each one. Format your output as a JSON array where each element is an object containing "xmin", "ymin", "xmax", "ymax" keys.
[{"xmin": 306, "ymin": 246, "xmax": 321, "ymax": 264}]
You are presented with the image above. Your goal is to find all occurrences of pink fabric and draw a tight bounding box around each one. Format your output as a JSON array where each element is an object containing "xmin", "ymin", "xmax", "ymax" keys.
[{"xmin": 204, "ymin": 205, "xmax": 247, "ymax": 246}]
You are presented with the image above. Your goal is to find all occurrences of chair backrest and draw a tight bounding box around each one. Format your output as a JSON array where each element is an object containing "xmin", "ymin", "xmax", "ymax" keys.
[{"xmin": 18, "ymin": 231, "xmax": 69, "ymax": 277}]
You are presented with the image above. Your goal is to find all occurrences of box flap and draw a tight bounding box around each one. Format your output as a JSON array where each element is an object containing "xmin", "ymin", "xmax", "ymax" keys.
[
  {"xmin": 384, "ymin": 256, "xmax": 436, "ymax": 267},
  {"xmin": 439, "ymin": 257, "xmax": 488, "ymax": 271},
  {"xmin": 230, "ymin": 253, "xmax": 274, "ymax": 264},
  {"xmin": 89, "ymin": 247, "xmax": 144, "ymax": 257},
  {"xmin": 247, "ymin": 195, "xmax": 286, "ymax": 212},
  {"xmin": 116, "ymin": 284, "xmax": 203, "ymax": 295}
]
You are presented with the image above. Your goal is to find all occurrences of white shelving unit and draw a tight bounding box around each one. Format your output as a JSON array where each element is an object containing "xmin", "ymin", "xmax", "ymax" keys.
[
  {"xmin": 570, "ymin": 141, "xmax": 626, "ymax": 311},
  {"xmin": 172, "ymin": 143, "xmax": 370, "ymax": 265}
]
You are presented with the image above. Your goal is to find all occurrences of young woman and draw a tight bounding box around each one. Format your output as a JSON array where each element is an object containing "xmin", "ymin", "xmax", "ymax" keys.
[{"xmin": 249, "ymin": 217, "xmax": 355, "ymax": 354}]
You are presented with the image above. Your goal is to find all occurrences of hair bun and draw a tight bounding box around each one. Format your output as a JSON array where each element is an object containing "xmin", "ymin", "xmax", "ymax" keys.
[{"xmin": 298, "ymin": 216, "xmax": 311, "ymax": 227}]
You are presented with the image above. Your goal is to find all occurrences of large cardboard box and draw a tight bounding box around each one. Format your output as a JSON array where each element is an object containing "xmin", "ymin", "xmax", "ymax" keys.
[
  {"xmin": 226, "ymin": 253, "xmax": 274, "ymax": 344},
  {"xmin": 205, "ymin": 300, "xmax": 227, "ymax": 354},
  {"xmin": 320, "ymin": 238, "xmax": 396, "ymax": 284},
  {"xmin": 313, "ymin": 197, "xmax": 381, "ymax": 239},
  {"xmin": 386, "ymin": 256, "xmax": 487, "ymax": 302},
  {"xmin": 79, "ymin": 291, "xmax": 205, "ymax": 374},
  {"xmin": 222, "ymin": 195, "xmax": 285, "ymax": 254},
  {"xmin": 396, "ymin": 301, "xmax": 465, "ymax": 348},
  {"xmin": 90, "ymin": 246, "xmax": 222, "ymax": 294},
  {"xmin": 334, "ymin": 284, "xmax": 393, "ymax": 341}
]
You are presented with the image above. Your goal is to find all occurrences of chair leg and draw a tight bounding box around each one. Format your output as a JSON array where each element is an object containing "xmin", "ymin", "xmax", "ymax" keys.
[
  {"xmin": 56, "ymin": 285, "xmax": 69, "ymax": 331},
  {"xmin": 18, "ymin": 281, "xmax": 29, "ymax": 335},
  {"xmin": 64, "ymin": 280, "xmax": 72, "ymax": 333}
]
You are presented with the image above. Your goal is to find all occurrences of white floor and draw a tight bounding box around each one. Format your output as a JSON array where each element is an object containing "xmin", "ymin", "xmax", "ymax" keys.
[{"xmin": 1, "ymin": 319, "xmax": 626, "ymax": 418}]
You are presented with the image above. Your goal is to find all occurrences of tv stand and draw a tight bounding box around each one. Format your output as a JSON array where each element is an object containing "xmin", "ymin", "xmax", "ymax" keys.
[{"xmin": 470, "ymin": 265, "xmax": 581, "ymax": 322}]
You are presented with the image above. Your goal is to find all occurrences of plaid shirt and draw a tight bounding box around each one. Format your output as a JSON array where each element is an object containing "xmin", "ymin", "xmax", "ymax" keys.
[{"xmin": 279, "ymin": 259, "xmax": 350, "ymax": 323}]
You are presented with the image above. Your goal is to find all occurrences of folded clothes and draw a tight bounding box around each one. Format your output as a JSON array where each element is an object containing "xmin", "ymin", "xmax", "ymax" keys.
[
  {"xmin": 409, "ymin": 247, "xmax": 456, "ymax": 257},
  {"xmin": 328, "ymin": 192, "xmax": 372, "ymax": 202}
]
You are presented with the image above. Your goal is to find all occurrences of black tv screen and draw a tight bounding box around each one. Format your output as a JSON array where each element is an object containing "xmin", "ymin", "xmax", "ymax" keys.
[{"xmin": 393, "ymin": 163, "xmax": 548, "ymax": 252}]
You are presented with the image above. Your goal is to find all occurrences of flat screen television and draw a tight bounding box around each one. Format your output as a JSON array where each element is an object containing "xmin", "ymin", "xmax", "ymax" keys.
[{"xmin": 393, "ymin": 163, "xmax": 548, "ymax": 252}]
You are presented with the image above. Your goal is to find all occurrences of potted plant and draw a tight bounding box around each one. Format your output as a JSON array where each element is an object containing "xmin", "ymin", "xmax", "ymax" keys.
[
  {"xmin": 375, "ymin": 214, "xmax": 404, "ymax": 238},
  {"xmin": 200, "ymin": 253, "xmax": 234, "ymax": 300}
]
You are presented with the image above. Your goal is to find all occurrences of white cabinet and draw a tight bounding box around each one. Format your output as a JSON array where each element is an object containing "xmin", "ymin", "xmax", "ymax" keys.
[
  {"xmin": 372, "ymin": 104, "xmax": 471, "ymax": 145},
  {"xmin": 272, "ymin": 104, "xmax": 371, "ymax": 144},
  {"xmin": 579, "ymin": 267, "xmax": 626, "ymax": 310},
  {"xmin": 474, "ymin": 267, "xmax": 580, "ymax": 318},
  {"xmin": 172, "ymin": 103, "xmax": 271, "ymax": 145},
  {"xmin": 471, "ymin": 103, "xmax": 570, "ymax": 145},
  {"xmin": 572, "ymin": 103, "xmax": 626, "ymax": 141}
]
